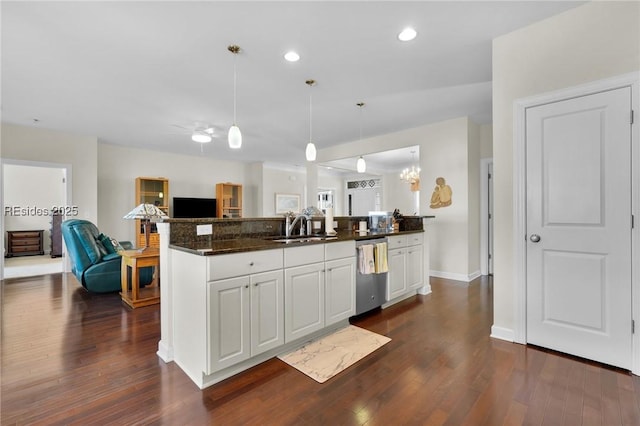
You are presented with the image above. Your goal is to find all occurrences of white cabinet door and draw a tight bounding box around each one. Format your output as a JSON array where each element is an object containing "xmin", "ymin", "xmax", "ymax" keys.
[
  {"xmin": 250, "ymin": 270, "xmax": 284, "ymax": 356},
  {"xmin": 325, "ymin": 257, "xmax": 355, "ymax": 326},
  {"xmin": 406, "ymin": 244, "xmax": 423, "ymax": 289},
  {"xmin": 387, "ymin": 248, "xmax": 406, "ymax": 300},
  {"xmin": 284, "ymin": 263, "xmax": 325, "ymax": 342},
  {"xmin": 207, "ymin": 276, "xmax": 250, "ymax": 373}
]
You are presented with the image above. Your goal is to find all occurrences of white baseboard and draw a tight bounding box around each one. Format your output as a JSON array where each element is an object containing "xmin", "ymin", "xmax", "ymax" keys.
[
  {"xmin": 430, "ymin": 269, "xmax": 482, "ymax": 283},
  {"xmin": 490, "ymin": 325, "xmax": 515, "ymax": 342},
  {"xmin": 157, "ymin": 341, "xmax": 174, "ymax": 363},
  {"xmin": 417, "ymin": 284, "xmax": 431, "ymax": 295}
]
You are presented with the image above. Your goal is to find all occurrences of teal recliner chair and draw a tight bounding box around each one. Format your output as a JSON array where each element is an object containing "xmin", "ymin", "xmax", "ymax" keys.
[{"xmin": 61, "ymin": 219, "xmax": 153, "ymax": 293}]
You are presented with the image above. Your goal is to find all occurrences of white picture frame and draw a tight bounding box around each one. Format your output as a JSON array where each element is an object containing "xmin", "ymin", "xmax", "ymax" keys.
[{"xmin": 275, "ymin": 193, "xmax": 301, "ymax": 214}]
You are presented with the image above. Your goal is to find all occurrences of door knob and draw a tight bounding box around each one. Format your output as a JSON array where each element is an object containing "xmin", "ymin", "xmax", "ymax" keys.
[{"xmin": 530, "ymin": 234, "xmax": 541, "ymax": 243}]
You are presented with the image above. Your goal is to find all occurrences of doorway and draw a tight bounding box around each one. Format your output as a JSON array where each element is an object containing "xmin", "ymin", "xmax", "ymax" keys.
[{"xmin": 1, "ymin": 160, "xmax": 72, "ymax": 280}]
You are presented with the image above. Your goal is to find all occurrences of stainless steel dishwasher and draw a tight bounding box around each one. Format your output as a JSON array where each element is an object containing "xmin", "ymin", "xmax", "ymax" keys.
[{"xmin": 355, "ymin": 238, "xmax": 388, "ymax": 315}]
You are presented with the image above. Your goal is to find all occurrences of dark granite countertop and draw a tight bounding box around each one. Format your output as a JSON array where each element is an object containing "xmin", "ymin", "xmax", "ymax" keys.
[{"xmin": 169, "ymin": 229, "xmax": 424, "ymax": 256}]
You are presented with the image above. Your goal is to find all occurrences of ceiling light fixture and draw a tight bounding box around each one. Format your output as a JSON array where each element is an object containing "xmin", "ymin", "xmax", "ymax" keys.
[
  {"xmin": 305, "ymin": 79, "xmax": 317, "ymax": 162},
  {"xmin": 400, "ymin": 150, "xmax": 421, "ymax": 190},
  {"xmin": 191, "ymin": 126, "xmax": 214, "ymax": 143},
  {"xmin": 398, "ymin": 27, "xmax": 417, "ymax": 41},
  {"xmin": 356, "ymin": 102, "xmax": 366, "ymax": 173},
  {"xmin": 227, "ymin": 45, "xmax": 242, "ymax": 149},
  {"xmin": 284, "ymin": 51, "xmax": 300, "ymax": 62},
  {"xmin": 192, "ymin": 132, "xmax": 212, "ymax": 143}
]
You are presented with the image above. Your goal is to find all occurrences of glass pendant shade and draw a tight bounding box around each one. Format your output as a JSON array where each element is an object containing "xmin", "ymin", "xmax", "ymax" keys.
[
  {"xmin": 305, "ymin": 142, "xmax": 317, "ymax": 162},
  {"xmin": 356, "ymin": 156, "xmax": 366, "ymax": 173},
  {"xmin": 228, "ymin": 125, "xmax": 242, "ymax": 149}
]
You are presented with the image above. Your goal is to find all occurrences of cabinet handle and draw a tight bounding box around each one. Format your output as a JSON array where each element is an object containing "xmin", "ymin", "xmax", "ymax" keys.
[
  {"xmin": 249, "ymin": 262, "xmax": 254, "ymax": 266},
  {"xmin": 244, "ymin": 285, "xmax": 249, "ymax": 288},
  {"xmin": 254, "ymin": 283, "xmax": 259, "ymax": 287}
]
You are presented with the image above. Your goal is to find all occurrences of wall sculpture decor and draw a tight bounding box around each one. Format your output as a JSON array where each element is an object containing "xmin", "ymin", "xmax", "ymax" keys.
[{"xmin": 429, "ymin": 177, "xmax": 452, "ymax": 209}]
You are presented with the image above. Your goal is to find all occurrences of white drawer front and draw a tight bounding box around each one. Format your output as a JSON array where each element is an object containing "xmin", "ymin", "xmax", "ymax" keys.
[
  {"xmin": 324, "ymin": 240, "xmax": 355, "ymax": 261},
  {"xmin": 284, "ymin": 244, "xmax": 325, "ymax": 268},
  {"xmin": 208, "ymin": 249, "xmax": 283, "ymax": 281},
  {"xmin": 407, "ymin": 233, "xmax": 423, "ymax": 246},
  {"xmin": 387, "ymin": 235, "xmax": 407, "ymax": 249}
]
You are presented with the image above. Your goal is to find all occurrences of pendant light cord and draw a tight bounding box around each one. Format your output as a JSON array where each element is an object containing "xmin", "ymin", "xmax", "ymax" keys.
[
  {"xmin": 233, "ymin": 54, "xmax": 237, "ymax": 125},
  {"xmin": 309, "ymin": 85, "xmax": 313, "ymax": 142},
  {"xmin": 359, "ymin": 105, "xmax": 363, "ymax": 141}
]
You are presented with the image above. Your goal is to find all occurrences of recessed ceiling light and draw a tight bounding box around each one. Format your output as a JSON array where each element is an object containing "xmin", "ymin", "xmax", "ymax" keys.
[
  {"xmin": 398, "ymin": 27, "xmax": 417, "ymax": 42},
  {"xmin": 284, "ymin": 51, "xmax": 300, "ymax": 62}
]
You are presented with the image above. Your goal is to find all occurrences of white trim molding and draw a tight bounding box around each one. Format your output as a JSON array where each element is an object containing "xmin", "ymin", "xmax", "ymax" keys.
[
  {"xmin": 480, "ymin": 158, "xmax": 493, "ymax": 277},
  {"xmin": 430, "ymin": 269, "xmax": 481, "ymax": 283},
  {"xmin": 490, "ymin": 326, "xmax": 515, "ymax": 343},
  {"xmin": 513, "ymin": 71, "xmax": 640, "ymax": 373},
  {"xmin": 156, "ymin": 222, "xmax": 174, "ymax": 363}
]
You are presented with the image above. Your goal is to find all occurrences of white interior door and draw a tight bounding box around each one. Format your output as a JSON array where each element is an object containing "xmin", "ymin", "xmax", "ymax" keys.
[{"xmin": 526, "ymin": 87, "xmax": 632, "ymax": 369}]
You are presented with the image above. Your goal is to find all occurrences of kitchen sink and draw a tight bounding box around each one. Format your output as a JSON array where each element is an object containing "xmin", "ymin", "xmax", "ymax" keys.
[{"xmin": 267, "ymin": 235, "xmax": 337, "ymax": 244}]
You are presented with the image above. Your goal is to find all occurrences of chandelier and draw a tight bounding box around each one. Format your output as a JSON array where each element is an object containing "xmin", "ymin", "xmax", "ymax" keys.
[{"xmin": 400, "ymin": 151, "xmax": 420, "ymax": 184}]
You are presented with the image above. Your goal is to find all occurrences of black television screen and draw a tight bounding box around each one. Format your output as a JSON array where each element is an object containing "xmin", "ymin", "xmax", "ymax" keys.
[{"xmin": 173, "ymin": 197, "xmax": 217, "ymax": 218}]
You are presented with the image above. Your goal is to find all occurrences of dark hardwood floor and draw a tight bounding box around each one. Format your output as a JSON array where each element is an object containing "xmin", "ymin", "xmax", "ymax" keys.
[{"xmin": 2, "ymin": 273, "xmax": 640, "ymax": 425}]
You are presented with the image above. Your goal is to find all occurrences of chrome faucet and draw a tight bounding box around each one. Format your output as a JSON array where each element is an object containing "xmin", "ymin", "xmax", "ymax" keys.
[{"xmin": 285, "ymin": 213, "xmax": 311, "ymax": 237}]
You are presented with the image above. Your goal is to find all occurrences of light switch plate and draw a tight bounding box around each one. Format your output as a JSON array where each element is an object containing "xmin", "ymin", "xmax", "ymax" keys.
[{"xmin": 196, "ymin": 224, "xmax": 213, "ymax": 235}]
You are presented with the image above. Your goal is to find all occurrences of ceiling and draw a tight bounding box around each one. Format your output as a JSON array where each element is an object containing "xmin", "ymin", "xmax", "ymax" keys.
[{"xmin": 2, "ymin": 1, "xmax": 583, "ymax": 170}]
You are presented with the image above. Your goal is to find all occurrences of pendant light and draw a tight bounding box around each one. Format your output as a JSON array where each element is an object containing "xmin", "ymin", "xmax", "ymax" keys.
[
  {"xmin": 305, "ymin": 79, "xmax": 317, "ymax": 161},
  {"xmin": 356, "ymin": 102, "xmax": 366, "ymax": 173},
  {"xmin": 228, "ymin": 45, "xmax": 242, "ymax": 149}
]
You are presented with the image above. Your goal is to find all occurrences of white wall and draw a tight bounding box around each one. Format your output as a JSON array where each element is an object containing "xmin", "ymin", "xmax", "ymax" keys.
[
  {"xmin": 479, "ymin": 124, "xmax": 493, "ymax": 159},
  {"xmin": 319, "ymin": 117, "xmax": 479, "ymax": 279},
  {"xmin": 492, "ymin": 1, "xmax": 640, "ymax": 333},
  {"xmin": 98, "ymin": 143, "xmax": 248, "ymax": 242},
  {"xmin": 1, "ymin": 123, "xmax": 98, "ymax": 223},
  {"xmin": 245, "ymin": 162, "xmax": 264, "ymax": 217},
  {"xmin": 262, "ymin": 165, "xmax": 306, "ymax": 216},
  {"xmin": 3, "ymin": 164, "xmax": 65, "ymax": 253},
  {"xmin": 383, "ymin": 171, "xmax": 417, "ymax": 216},
  {"xmin": 467, "ymin": 120, "xmax": 481, "ymax": 276},
  {"xmin": 422, "ymin": 119, "xmax": 471, "ymax": 278}
]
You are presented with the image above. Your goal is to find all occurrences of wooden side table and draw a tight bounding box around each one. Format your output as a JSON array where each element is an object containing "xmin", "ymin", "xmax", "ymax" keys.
[{"xmin": 120, "ymin": 249, "xmax": 160, "ymax": 308}]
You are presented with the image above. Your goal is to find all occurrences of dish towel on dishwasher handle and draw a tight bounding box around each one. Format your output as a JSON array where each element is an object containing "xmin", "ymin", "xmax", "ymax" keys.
[
  {"xmin": 374, "ymin": 242, "xmax": 388, "ymax": 273},
  {"xmin": 358, "ymin": 245, "xmax": 375, "ymax": 274}
]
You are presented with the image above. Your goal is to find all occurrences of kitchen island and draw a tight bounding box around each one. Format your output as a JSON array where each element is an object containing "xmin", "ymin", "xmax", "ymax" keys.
[{"xmin": 155, "ymin": 217, "xmax": 432, "ymax": 389}]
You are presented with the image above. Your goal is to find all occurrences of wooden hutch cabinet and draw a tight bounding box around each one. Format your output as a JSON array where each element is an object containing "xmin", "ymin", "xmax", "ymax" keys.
[
  {"xmin": 216, "ymin": 183, "xmax": 242, "ymax": 218},
  {"xmin": 135, "ymin": 177, "xmax": 169, "ymax": 248}
]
